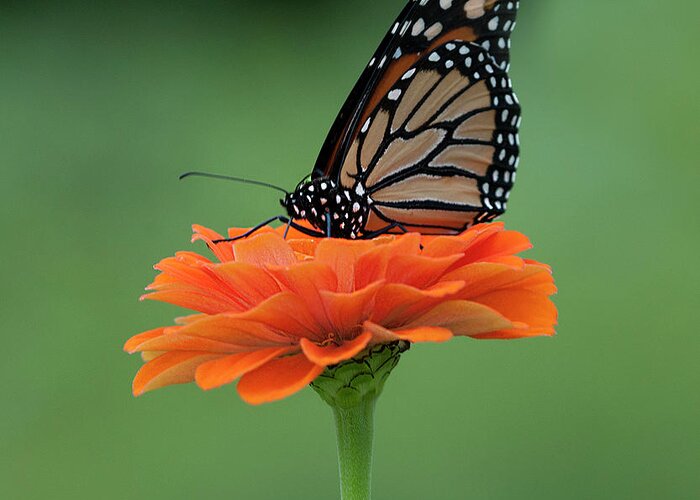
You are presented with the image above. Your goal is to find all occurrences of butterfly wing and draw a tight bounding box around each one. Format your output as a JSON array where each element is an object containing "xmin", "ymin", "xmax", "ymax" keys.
[
  {"xmin": 352, "ymin": 40, "xmax": 520, "ymax": 233},
  {"xmin": 313, "ymin": 0, "xmax": 519, "ymax": 182}
]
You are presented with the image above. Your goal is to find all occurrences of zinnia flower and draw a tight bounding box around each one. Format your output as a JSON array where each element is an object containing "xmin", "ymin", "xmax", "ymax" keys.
[{"xmin": 124, "ymin": 222, "xmax": 557, "ymax": 405}]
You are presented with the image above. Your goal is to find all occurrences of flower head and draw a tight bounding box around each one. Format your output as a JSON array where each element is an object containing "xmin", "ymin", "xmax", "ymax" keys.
[{"xmin": 124, "ymin": 223, "xmax": 557, "ymax": 405}]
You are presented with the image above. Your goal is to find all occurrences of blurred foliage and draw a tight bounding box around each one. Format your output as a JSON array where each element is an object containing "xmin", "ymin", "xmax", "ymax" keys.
[{"xmin": 1, "ymin": 1, "xmax": 698, "ymax": 499}]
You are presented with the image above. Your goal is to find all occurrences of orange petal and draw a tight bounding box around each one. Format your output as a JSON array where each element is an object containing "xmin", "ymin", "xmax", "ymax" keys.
[
  {"xmin": 300, "ymin": 332, "xmax": 372, "ymax": 367},
  {"xmin": 132, "ymin": 351, "xmax": 223, "ymax": 396},
  {"xmin": 406, "ymin": 300, "xmax": 514, "ymax": 337},
  {"xmin": 127, "ymin": 330, "xmax": 263, "ymax": 354},
  {"xmin": 124, "ymin": 327, "xmax": 167, "ymax": 353},
  {"xmin": 363, "ymin": 321, "xmax": 453, "ymax": 344},
  {"xmin": 176, "ymin": 311, "xmax": 296, "ymax": 346},
  {"xmin": 237, "ymin": 354, "xmax": 324, "ymax": 405},
  {"xmin": 195, "ymin": 347, "xmax": 293, "ymax": 390},
  {"xmin": 445, "ymin": 262, "xmax": 557, "ymax": 299},
  {"xmin": 472, "ymin": 289, "xmax": 558, "ymax": 332},
  {"xmin": 142, "ymin": 289, "xmax": 241, "ymax": 315},
  {"xmin": 266, "ymin": 262, "xmax": 338, "ymax": 330},
  {"xmin": 192, "ymin": 225, "xmax": 235, "ymax": 262},
  {"xmin": 237, "ymin": 292, "xmax": 325, "ymax": 340},
  {"xmin": 384, "ymin": 253, "xmax": 463, "ymax": 288},
  {"xmin": 371, "ymin": 281, "xmax": 465, "ymax": 327},
  {"xmin": 315, "ymin": 239, "xmax": 376, "ymax": 292},
  {"xmin": 460, "ymin": 230, "xmax": 532, "ymax": 265},
  {"xmin": 319, "ymin": 281, "xmax": 384, "ymax": 333},
  {"xmin": 354, "ymin": 234, "xmax": 422, "ymax": 289},
  {"xmin": 233, "ymin": 233, "xmax": 297, "ymax": 267},
  {"xmin": 212, "ymin": 262, "xmax": 282, "ymax": 307}
]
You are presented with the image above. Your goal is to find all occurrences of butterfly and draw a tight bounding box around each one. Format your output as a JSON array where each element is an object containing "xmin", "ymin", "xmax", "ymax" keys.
[{"xmin": 209, "ymin": 0, "xmax": 521, "ymax": 240}]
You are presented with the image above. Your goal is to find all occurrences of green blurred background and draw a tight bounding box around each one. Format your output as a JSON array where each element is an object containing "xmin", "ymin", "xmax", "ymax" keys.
[{"xmin": 2, "ymin": 1, "xmax": 698, "ymax": 498}]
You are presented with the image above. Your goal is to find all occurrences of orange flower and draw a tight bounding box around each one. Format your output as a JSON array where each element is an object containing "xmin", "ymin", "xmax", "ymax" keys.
[{"xmin": 124, "ymin": 223, "xmax": 557, "ymax": 405}]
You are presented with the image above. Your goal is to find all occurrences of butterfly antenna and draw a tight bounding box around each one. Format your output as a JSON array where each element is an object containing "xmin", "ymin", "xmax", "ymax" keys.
[{"xmin": 179, "ymin": 171, "xmax": 290, "ymax": 195}]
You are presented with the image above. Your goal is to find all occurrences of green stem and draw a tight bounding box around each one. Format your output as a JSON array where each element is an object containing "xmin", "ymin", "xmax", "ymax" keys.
[{"xmin": 332, "ymin": 397, "xmax": 376, "ymax": 500}]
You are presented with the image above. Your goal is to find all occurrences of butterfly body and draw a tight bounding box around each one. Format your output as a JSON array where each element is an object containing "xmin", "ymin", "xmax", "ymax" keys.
[{"xmin": 282, "ymin": 177, "xmax": 370, "ymax": 239}]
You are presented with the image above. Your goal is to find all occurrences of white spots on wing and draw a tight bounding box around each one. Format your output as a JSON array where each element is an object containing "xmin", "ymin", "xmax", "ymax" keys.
[
  {"xmin": 361, "ymin": 117, "xmax": 371, "ymax": 134},
  {"xmin": 424, "ymin": 22, "xmax": 443, "ymax": 41},
  {"xmin": 428, "ymin": 52, "xmax": 441, "ymax": 62},
  {"xmin": 488, "ymin": 17, "xmax": 500, "ymax": 32},
  {"xmin": 439, "ymin": 0, "xmax": 452, "ymax": 9},
  {"xmin": 388, "ymin": 89, "xmax": 402, "ymax": 101},
  {"xmin": 412, "ymin": 18, "xmax": 425, "ymax": 36},
  {"xmin": 402, "ymin": 68, "xmax": 416, "ymax": 80},
  {"xmin": 464, "ymin": 0, "xmax": 486, "ymax": 19}
]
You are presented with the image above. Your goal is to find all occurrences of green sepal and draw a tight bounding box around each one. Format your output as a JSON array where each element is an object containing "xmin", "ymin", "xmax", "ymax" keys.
[{"xmin": 311, "ymin": 341, "xmax": 410, "ymax": 409}]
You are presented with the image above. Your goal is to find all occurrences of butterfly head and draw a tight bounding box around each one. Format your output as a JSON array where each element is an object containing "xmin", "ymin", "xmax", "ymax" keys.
[{"xmin": 281, "ymin": 177, "xmax": 370, "ymax": 239}]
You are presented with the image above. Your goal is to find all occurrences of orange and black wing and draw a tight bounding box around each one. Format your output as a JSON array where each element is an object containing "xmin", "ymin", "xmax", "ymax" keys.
[
  {"xmin": 313, "ymin": 0, "xmax": 519, "ymax": 184},
  {"xmin": 346, "ymin": 40, "xmax": 520, "ymax": 233}
]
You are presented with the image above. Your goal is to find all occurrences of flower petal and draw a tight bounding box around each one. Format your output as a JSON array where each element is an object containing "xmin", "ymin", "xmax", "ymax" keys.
[
  {"xmin": 300, "ymin": 332, "xmax": 372, "ymax": 367},
  {"xmin": 445, "ymin": 262, "xmax": 557, "ymax": 299},
  {"xmin": 212, "ymin": 262, "xmax": 282, "ymax": 307},
  {"xmin": 266, "ymin": 262, "xmax": 338, "ymax": 331},
  {"xmin": 472, "ymin": 289, "xmax": 558, "ymax": 334},
  {"xmin": 315, "ymin": 239, "xmax": 376, "ymax": 292},
  {"xmin": 192, "ymin": 225, "xmax": 235, "ymax": 262},
  {"xmin": 175, "ymin": 312, "xmax": 295, "ymax": 346},
  {"xmin": 132, "ymin": 351, "xmax": 223, "ymax": 396},
  {"xmin": 384, "ymin": 253, "xmax": 463, "ymax": 288},
  {"xmin": 406, "ymin": 300, "xmax": 514, "ymax": 337},
  {"xmin": 355, "ymin": 234, "xmax": 422, "ymax": 289},
  {"xmin": 364, "ymin": 321, "xmax": 453, "ymax": 344},
  {"xmin": 319, "ymin": 281, "xmax": 384, "ymax": 334},
  {"xmin": 233, "ymin": 233, "xmax": 297, "ymax": 267},
  {"xmin": 124, "ymin": 327, "xmax": 167, "ymax": 353},
  {"xmin": 141, "ymin": 289, "xmax": 241, "ymax": 315},
  {"xmin": 195, "ymin": 347, "xmax": 293, "ymax": 390},
  {"xmin": 371, "ymin": 281, "xmax": 466, "ymax": 327},
  {"xmin": 237, "ymin": 354, "xmax": 324, "ymax": 405}
]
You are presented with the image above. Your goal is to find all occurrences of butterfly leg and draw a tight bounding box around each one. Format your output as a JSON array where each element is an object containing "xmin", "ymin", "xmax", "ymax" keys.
[
  {"xmin": 212, "ymin": 216, "xmax": 325, "ymax": 243},
  {"xmin": 360, "ymin": 222, "xmax": 407, "ymax": 239}
]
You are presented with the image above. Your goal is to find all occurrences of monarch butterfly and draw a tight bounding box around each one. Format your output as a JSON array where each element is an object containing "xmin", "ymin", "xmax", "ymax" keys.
[{"xmin": 195, "ymin": 0, "xmax": 521, "ymax": 240}]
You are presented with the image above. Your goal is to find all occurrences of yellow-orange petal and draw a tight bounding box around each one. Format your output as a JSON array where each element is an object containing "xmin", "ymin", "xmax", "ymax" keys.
[
  {"xmin": 300, "ymin": 332, "xmax": 372, "ymax": 367},
  {"xmin": 237, "ymin": 354, "xmax": 324, "ymax": 405},
  {"xmin": 195, "ymin": 347, "xmax": 293, "ymax": 390},
  {"xmin": 132, "ymin": 351, "xmax": 223, "ymax": 396},
  {"xmin": 363, "ymin": 321, "xmax": 453, "ymax": 344},
  {"xmin": 406, "ymin": 300, "xmax": 514, "ymax": 337},
  {"xmin": 233, "ymin": 232, "xmax": 297, "ymax": 267}
]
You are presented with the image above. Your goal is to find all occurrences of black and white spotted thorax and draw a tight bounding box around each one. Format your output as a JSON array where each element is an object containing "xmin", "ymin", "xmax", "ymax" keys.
[{"xmin": 282, "ymin": 177, "xmax": 370, "ymax": 239}]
